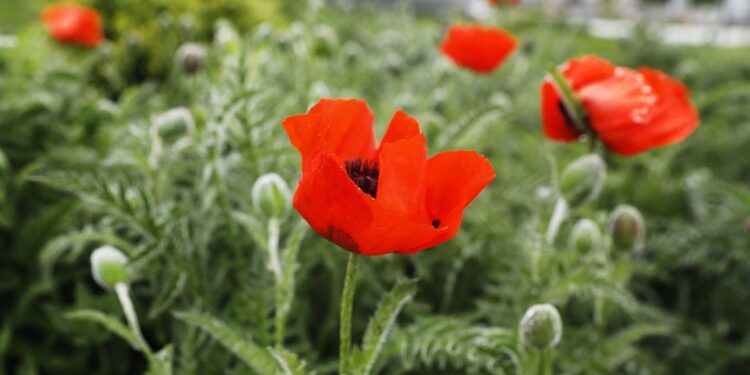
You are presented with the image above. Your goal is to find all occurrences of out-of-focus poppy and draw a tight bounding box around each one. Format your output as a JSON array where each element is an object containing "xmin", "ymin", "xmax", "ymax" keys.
[
  {"xmin": 440, "ymin": 24, "xmax": 517, "ymax": 74},
  {"xmin": 541, "ymin": 55, "xmax": 699, "ymax": 156},
  {"xmin": 282, "ymin": 99, "xmax": 495, "ymax": 256},
  {"xmin": 41, "ymin": 3, "xmax": 103, "ymax": 48}
]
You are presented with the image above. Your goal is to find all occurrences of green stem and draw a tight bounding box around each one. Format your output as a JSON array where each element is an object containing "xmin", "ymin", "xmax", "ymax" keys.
[
  {"xmin": 537, "ymin": 348, "xmax": 552, "ymax": 375},
  {"xmin": 339, "ymin": 252, "xmax": 359, "ymax": 375},
  {"xmin": 114, "ymin": 283, "xmax": 154, "ymax": 360},
  {"xmin": 267, "ymin": 218, "xmax": 286, "ymax": 347}
]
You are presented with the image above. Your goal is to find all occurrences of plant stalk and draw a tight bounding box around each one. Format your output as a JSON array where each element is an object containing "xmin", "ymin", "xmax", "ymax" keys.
[
  {"xmin": 339, "ymin": 252, "xmax": 359, "ymax": 374},
  {"xmin": 114, "ymin": 283, "xmax": 153, "ymax": 358}
]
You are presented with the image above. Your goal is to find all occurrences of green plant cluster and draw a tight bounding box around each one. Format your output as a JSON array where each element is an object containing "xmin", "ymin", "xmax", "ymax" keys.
[{"xmin": 1, "ymin": 3, "xmax": 750, "ymax": 374}]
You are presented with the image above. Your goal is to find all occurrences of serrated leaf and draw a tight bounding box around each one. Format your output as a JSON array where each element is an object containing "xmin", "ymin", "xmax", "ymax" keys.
[
  {"xmin": 174, "ymin": 311, "xmax": 279, "ymax": 374},
  {"xmin": 353, "ymin": 279, "xmax": 418, "ymax": 375},
  {"xmin": 268, "ymin": 347, "xmax": 314, "ymax": 375},
  {"xmin": 65, "ymin": 309, "xmax": 140, "ymax": 350}
]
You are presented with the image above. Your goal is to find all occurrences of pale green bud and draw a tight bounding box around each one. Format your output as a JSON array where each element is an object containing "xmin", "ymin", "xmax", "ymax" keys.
[
  {"xmin": 154, "ymin": 107, "xmax": 195, "ymax": 143},
  {"xmin": 252, "ymin": 173, "xmax": 291, "ymax": 220},
  {"xmin": 607, "ymin": 205, "xmax": 646, "ymax": 252},
  {"xmin": 176, "ymin": 42, "xmax": 206, "ymax": 74},
  {"xmin": 559, "ymin": 154, "xmax": 606, "ymax": 207},
  {"xmin": 569, "ymin": 219, "xmax": 602, "ymax": 253},
  {"xmin": 520, "ymin": 304, "xmax": 563, "ymax": 350},
  {"xmin": 90, "ymin": 246, "xmax": 129, "ymax": 289}
]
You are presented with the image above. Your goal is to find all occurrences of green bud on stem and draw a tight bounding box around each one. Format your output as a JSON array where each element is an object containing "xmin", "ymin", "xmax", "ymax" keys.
[
  {"xmin": 607, "ymin": 205, "xmax": 646, "ymax": 252},
  {"xmin": 559, "ymin": 154, "xmax": 606, "ymax": 207},
  {"xmin": 252, "ymin": 173, "xmax": 291, "ymax": 220},
  {"xmin": 569, "ymin": 218, "xmax": 602, "ymax": 253},
  {"xmin": 90, "ymin": 246, "xmax": 129, "ymax": 290},
  {"xmin": 520, "ymin": 303, "xmax": 563, "ymax": 350}
]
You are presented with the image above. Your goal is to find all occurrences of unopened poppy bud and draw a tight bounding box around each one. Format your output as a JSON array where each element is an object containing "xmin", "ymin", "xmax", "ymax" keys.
[
  {"xmin": 559, "ymin": 153, "xmax": 606, "ymax": 207},
  {"xmin": 90, "ymin": 246, "xmax": 129, "ymax": 290},
  {"xmin": 153, "ymin": 107, "xmax": 195, "ymax": 143},
  {"xmin": 252, "ymin": 173, "xmax": 291, "ymax": 220},
  {"xmin": 175, "ymin": 42, "xmax": 206, "ymax": 74},
  {"xmin": 520, "ymin": 303, "xmax": 563, "ymax": 350},
  {"xmin": 569, "ymin": 218, "xmax": 602, "ymax": 253},
  {"xmin": 607, "ymin": 205, "xmax": 646, "ymax": 251}
]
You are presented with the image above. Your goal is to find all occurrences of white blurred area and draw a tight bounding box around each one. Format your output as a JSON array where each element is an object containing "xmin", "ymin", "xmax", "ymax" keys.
[
  {"xmin": 334, "ymin": 0, "xmax": 750, "ymax": 46},
  {"xmin": 337, "ymin": 0, "xmax": 750, "ymax": 24}
]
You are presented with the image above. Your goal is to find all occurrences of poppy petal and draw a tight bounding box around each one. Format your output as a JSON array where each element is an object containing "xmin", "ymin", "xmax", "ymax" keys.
[
  {"xmin": 282, "ymin": 98, "xmax": 377, "ymax": 171},
  {"xmin": 423, "ymin": 151, "xmax": 495, "ymax": 245},
  {"xmin": 371, "ymin": 111, "xmax": 428, "ymax": 220},
  {"xmin": 293, "ymin": 153, "xmax": 375, "ymax": 253},
  {"xmin": 561, "ymin": 55, "xmax": 616, "ymax": 90},
  {"xmin": 440, "ymin": 24, "xmax": 517, "ymax": 74},
  {"xmin": 541, "ymin": 80, "xmax": 580, "ymax": 142}
]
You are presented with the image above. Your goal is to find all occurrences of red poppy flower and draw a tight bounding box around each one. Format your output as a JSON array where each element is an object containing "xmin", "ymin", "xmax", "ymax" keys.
[
  {"xmin": 41, "ymin": 3, "xmax": 103, "ymax": 48},
  {"xmin": 541, "ymin": 55, "xmax": 699, "ymax": 156},
  {"xmin": 282, "ymin": 99, "xmax": 495, "ymax": 256},
  {"xmin": 440, "ymin": 24, "xmax": 517, "ymax": 74}
]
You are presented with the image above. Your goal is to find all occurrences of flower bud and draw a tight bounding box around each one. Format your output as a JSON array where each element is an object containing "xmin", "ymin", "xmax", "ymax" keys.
[
  {"xmin": 520, "ymin": 303, "xmax": 563, "ymax": 350},
  {"xmin": 153, "ymin": 107, "xmax": 195, "ymax": 143},
  {"xmin": 568, "ymin": 218, "xmax": 602, "ymax": 253},
  {"xmin": 559, "ymin": 154, "xmax": 606, "ymax": 207},
  {"xmin": 252, "ymin": 173, "xmax": 291, "ymax": 220},
  {"xmin": 607, "ymin": 205, "xmax": 646, "ymax": 252},
  {"xmin": 175, "ymin": 42, "xmax": 206, "ymax": 74},
  {"xmin": 90, "ymin": 246, "xmax": 129, "ymax": 289}
]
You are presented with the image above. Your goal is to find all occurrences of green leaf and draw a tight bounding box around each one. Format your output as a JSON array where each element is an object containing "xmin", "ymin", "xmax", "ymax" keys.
[
  {"xmin": 146, "ymin": 345, "xmax": 174, "ymax": 375},
  {"xmin": 268, "ymin": 347, "xmax": 314, "ymax": 375},
  {"xmin": 65, "ymin": 309, "xmax": 140, "ymax": 350},
  {"xmin": 353, "ymin": 279, "xmax": 418, "ymax": 375},
  {"xmin": 173, "ymin": 311, "xmax": 280, "ymax": 374}
]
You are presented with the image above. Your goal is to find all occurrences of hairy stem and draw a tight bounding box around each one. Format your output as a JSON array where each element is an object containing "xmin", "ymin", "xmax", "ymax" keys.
[
  {"xmin": 114, "ymin": 283, "xmax": 153, "ymax": 359},
  {"xmin": 546, "ymin": 197, "xmax": 569, "ymax": 245},
  {"xmin": 267, "ymin": 218, "xmax": 286, "ymax": 346},
  {"xmin": 339, "ymin": 252, "xmax": 359, "ymax": 374}
]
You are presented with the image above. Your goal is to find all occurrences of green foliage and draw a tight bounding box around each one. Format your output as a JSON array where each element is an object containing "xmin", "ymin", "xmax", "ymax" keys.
[{"xmin": 2, "ymin": 3, "xmax": 750, "ymax": 374}]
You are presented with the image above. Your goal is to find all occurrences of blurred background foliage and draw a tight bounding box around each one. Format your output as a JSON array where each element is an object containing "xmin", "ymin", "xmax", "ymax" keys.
[{"xmin": 1, "ymin": 1, "xmax": 750, "ymax": 374}]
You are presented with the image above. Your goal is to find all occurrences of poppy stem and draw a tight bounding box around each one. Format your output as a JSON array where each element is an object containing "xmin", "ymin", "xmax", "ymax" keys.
[
  {"xmin": 114, "ymin": 283, "xmax": 154, "ymax": 360},
  {"xmin": 339, "ymin": 252, "xmax": 359, "ymax": 374},
  {"xmin": 545, "ymin": 197, "xmax": 568, "ymax": 245},
  {"xmin": 537, "ymin": 348, "xmax": 552, "ymax": 375},
  {"xmin": 267, "ymin": 218, "xmax": 286, "ymax": 347}
]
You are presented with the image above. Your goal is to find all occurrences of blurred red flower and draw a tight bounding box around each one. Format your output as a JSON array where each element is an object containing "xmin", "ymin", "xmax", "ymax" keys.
[
  {"xmin": 542, "ymin": 55, "xmax": 699, "ymax": 156},
  {"xmin": 440, "ymin": 24, "xmax": 517, "ymax": 74},
  {"xmin": 41, "ymin": 3, "xmax": 103, "ymax": 48},
  {"xmin": 283, "ymin": 99, "xmax": 495, "ymax": 256}
]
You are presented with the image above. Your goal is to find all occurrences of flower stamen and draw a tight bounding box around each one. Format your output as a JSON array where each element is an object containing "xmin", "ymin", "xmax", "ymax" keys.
[{"xmin": 345, "ymin": 159, "xmax": 379, "ymax": 198}]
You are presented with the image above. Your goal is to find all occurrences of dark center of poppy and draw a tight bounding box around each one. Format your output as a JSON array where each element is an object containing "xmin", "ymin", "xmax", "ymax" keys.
[
  {"xmin": 345, "ymin": 159, "xmax": 379, "ymax": 198},
  {"xmin": 432, "ymin": 220, "xmax": 441, "ymax": 228}
]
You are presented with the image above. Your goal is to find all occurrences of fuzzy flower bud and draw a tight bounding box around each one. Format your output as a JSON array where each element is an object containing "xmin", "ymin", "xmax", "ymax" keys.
[
  {"xmin": 520, "ymin": 304, "xmax": 563, "ymax": 350},
  {"xmin": 607, "ymin": 205, "xmax": 646, "ymax": 252},
  {"xmin": 559, "ymin": 154, "xmax": 606, "ymax": 207},
  {"xmin": 90, "ymin": 246, "xmax": 129, "ymax": 290},
  {"xmin": 252, "ymin": 173, "xmax": 291, "ymax": 220},
  {"xmin": 569, "ymin": 218, "xmax": 602, "ymax": 253},
  {"xmin": 175, "ymin": 42, "xmax": 206, "ymax": 74},
  {"xmin": 153, "ymin": 107, "xmax": 195, "ymax": 143}
]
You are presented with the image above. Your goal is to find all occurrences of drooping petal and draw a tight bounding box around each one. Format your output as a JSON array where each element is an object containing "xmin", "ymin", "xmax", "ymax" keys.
[
  {"xmin": 282, "ymin": 99, "xmax": 377, "ymax": 171},
  {"xmin": 560, "ymin": 55, "xmax": 616, "ymax": 90},
  {"xmin": 422, "ymin": 151, "xmax": 496, "ymax": 247},
  {"xmin": 293, "ymin": 154, "xmax": 375, "ymax": 253},
  {"xmin": 440, "ymin": 24, "xmax": 517, "ymax": 74},
  {"xmin": 357, "ymin": 205, "xmax": 445, "ymax": 256},
  {"xmin": 541, "ymin": 80, "xmax": 581, "ymax": 142}
]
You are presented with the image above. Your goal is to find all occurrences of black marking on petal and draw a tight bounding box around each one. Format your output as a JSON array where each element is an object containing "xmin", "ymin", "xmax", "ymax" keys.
[{"xmin": 432, "ymin": 220, "xmax": 441, "ymax": 229}]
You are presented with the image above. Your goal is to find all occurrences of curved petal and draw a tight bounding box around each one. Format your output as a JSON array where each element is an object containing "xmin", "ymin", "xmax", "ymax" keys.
[
  {"xmin": 421, "ymin": 151, "xmax": 495, "ymax": 248},
  {"xmin": 440, "ymin": 24, "xmax": 517, "ymax": 74},
  {"xmin": 377, "ymin": 135, "xmax": 428, "ymax": 222},
  {"xmin": 282, "ymin": 99, "xmax": 377, "ymax": 172},
  {"xmin": 357, "ymin": 206, "xmax": 446, "ymax": 256},
  {"xmin": 541, "ymin": 80, "xmax": 580, "ymax": 142},
  {"xmin": 293, "ymin": 154, "xmax": 375, "ymax": 253},
  {"xmin": 41, "ymin": 4, "xmax": 102, "ymax": 47},
  {"xmin": 561, "ymin": 55, "xmax": 616, "ymax": 90}
]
